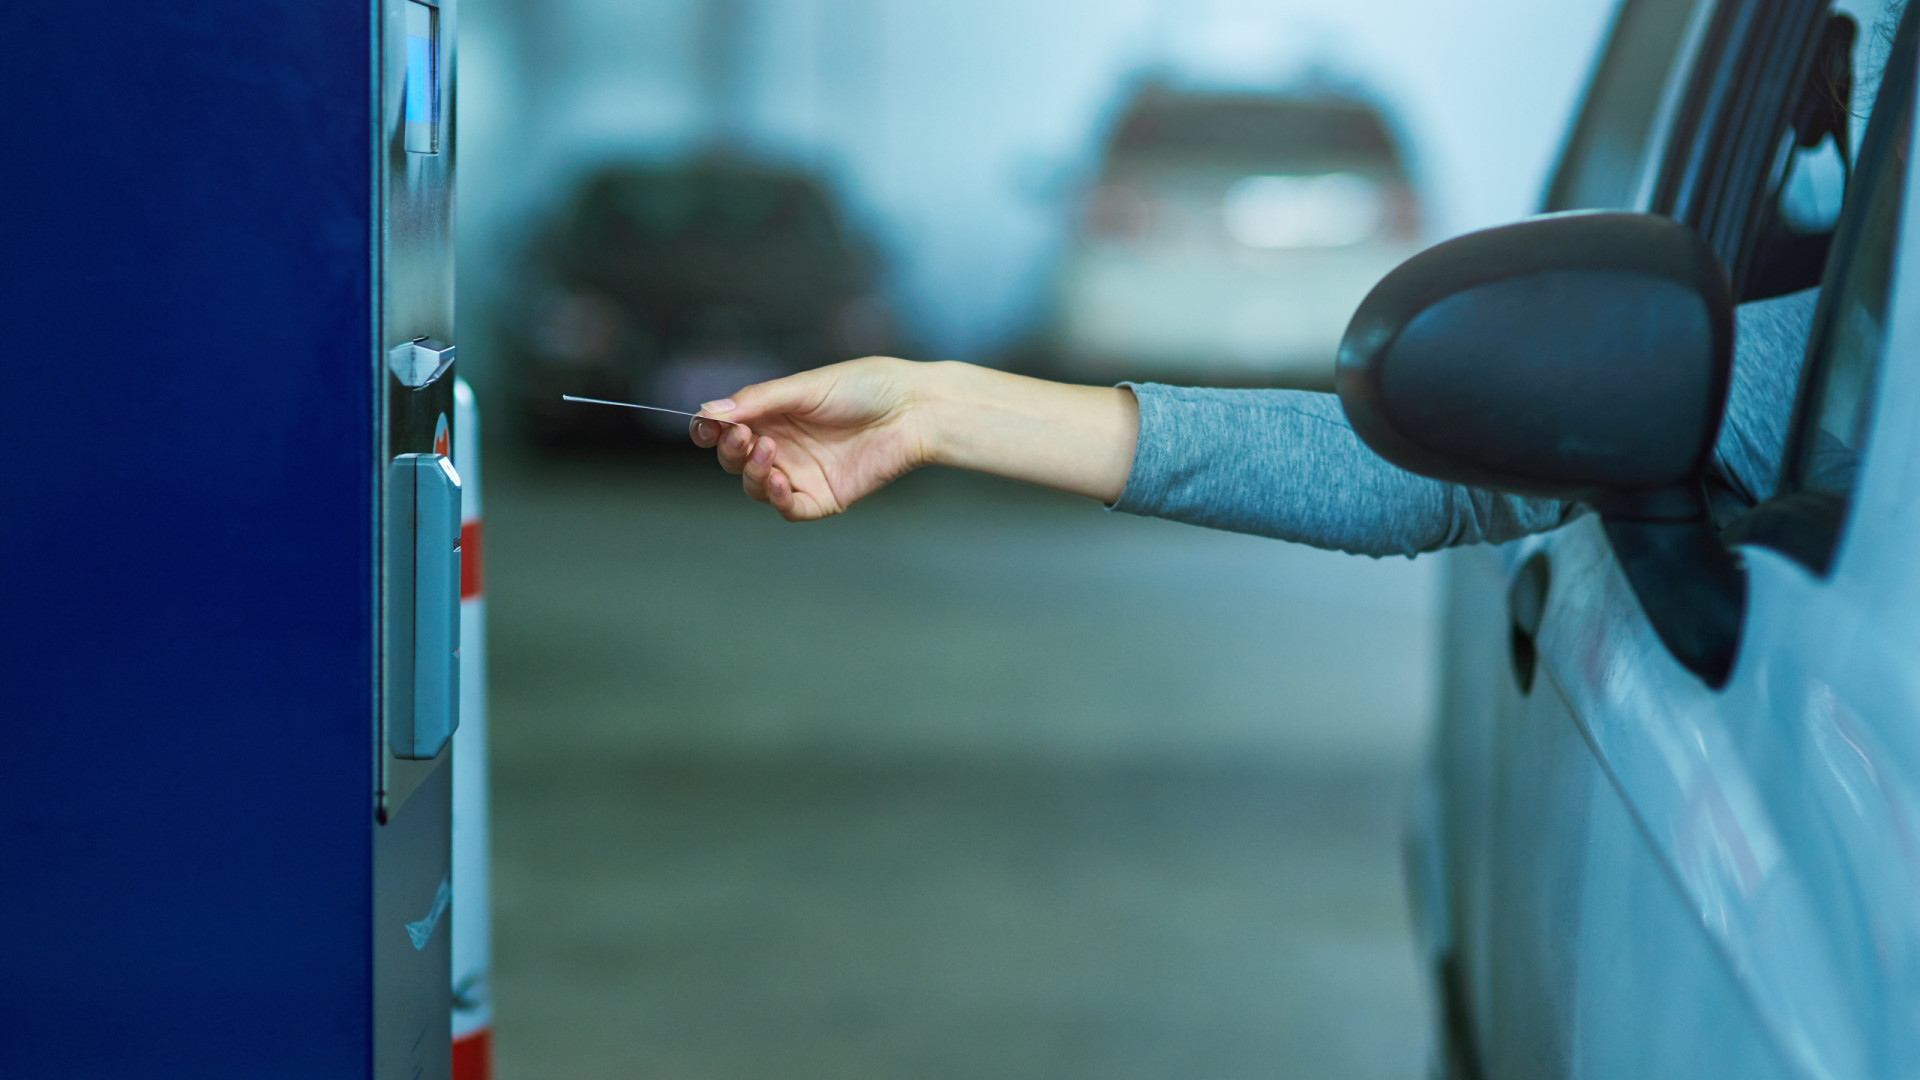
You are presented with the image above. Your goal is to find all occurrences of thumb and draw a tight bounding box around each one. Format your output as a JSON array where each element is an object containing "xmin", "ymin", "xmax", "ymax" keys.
[{"xmin": 702, "ymin": 368, "xmax": 833, "ymax": 425}]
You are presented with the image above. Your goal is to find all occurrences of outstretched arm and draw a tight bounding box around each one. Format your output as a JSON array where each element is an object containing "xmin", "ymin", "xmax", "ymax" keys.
[
  {"xmin": 690, "ymin": 354, "xmax": 1570, "ymax": 556},
  {"xmin": 691, "ymin": 357, "xmax": 1138, "ymax": 519},
  {"xmin": 690, "ymin": 290, "xmax": 1815, "ymax": 554}
]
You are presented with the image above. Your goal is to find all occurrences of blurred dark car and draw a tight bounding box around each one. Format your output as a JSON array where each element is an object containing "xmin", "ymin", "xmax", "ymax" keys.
[
  {"xmin": 506, "ymin": 159, "xmax": 895, "ymax": 444},
  {"xmin": 1041, "ymin": 85, "xmax": 1423, "ymax": 389}
]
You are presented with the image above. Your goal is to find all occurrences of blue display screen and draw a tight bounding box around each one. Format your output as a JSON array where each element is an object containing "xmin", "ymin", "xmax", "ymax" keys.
[
  {"xmin": 406, "ymin": 34, "xmax": 431, "ymax": 123},
  {"xmin": 403, "ymin": 1, "xmax": 437, "ymax": 153}
]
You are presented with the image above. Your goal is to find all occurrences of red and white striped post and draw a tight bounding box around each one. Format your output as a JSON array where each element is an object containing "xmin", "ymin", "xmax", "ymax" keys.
[{"xmin": 452, "ymin": 379, "xmax": 493, "ymax": 1078}]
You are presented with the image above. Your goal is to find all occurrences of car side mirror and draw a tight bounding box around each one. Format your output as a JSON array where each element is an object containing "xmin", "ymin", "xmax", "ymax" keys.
[{"xmin": 1336, "ymin": 212, "xmax": 1746, "ymax": 686}]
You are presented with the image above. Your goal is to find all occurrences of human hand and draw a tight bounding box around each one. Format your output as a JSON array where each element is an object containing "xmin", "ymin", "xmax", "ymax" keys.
[{"xmin": 691, "ymin": 356, "xmax": 936, "ymax": 521}]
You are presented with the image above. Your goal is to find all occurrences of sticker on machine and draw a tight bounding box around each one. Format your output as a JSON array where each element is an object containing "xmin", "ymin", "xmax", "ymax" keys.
[{"xmin": 408, "ymin": 872, "xmax": 451, "ymax": 950}]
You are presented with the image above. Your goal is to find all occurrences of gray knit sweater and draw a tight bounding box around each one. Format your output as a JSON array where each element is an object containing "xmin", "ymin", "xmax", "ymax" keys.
[{"xmin": 1111, "ymin": 288, "xmax": 1819, "ymax": 557}]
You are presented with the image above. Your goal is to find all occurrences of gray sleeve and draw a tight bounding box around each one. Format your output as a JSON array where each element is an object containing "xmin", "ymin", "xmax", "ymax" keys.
[
  {"xmin": 1110, "ymin": 288, "xmax": 1818, "ymax": 558},
  {"xmin": 1110, "ymin": 383, "xmax": 1576, "ymax": 558},
  {"xmin": 1712, "ymin": 287, "xmax": 1819, "ymax": 506}
]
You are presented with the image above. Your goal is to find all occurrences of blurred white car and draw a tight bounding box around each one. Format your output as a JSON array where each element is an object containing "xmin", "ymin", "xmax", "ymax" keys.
[{"xmin": 1046, "ymin": 87, "xmax": 1423, "ymax": 388}]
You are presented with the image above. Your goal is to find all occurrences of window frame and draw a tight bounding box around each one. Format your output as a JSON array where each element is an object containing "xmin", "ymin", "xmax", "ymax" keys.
[
  {"xmin": 1545, "ymin": 0, "xmax": 1843, "ymax": 294},
  {"xmin": 1659, "ymin": 0, "xmax": 1858, "ymax": 302},
  {"xmin": 1543, "ymin": 0, "xmax": 1720, "ymax": 215}
]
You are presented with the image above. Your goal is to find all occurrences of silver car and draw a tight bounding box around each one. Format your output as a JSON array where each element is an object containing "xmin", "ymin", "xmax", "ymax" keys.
[{"xmin": 1392, "ymin": 0, "xmax": 1920, "ymax": 1076}]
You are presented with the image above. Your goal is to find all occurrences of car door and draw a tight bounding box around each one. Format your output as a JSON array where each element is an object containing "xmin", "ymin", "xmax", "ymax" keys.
[
  {"xmin": 1413, "ymin": 1, "xmax": 1906, "ymax": 1077},
  {"xmin": 1532, "ymin": 18, "xmax": 1917, "ymax": 1076},
  {"xmin": 1730, "ymin": 51, "xmax": 1920, "ymax": 1069}
]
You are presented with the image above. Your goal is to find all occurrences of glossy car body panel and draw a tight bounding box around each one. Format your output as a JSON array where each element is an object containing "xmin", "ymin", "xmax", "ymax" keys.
[{"xmin": 1416, "ymin": 1, "xmax": 1918, "ymax": 1077}]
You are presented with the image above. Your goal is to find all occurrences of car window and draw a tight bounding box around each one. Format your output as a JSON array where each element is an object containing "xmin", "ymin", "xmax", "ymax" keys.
[
  {"xmin": 1781, "ymin": 4, "xmax": 1915, "ymax": 529},
  {"xmin": 1735, "ymin": 0, "xmax": 1903, "ymax": 301},
  {"xmin": 1775, "ymin": 1, "xmax": 1900, "ymax": 229},
  {"xmin": 1546, "ymin": 0, "xmax": 1711, "ymax": 212}
]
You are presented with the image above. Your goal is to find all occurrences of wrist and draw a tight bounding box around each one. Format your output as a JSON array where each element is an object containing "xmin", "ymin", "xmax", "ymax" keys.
[
  {"xmin": 900, "ymin": 360, "xmax": 1139, "ymax": 503},
  {"xmin": 909, "ymin": 360, "xmax": 981, "ymax": 471}
]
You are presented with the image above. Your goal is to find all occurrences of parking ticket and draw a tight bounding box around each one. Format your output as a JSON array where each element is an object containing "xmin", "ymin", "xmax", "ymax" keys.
[{"xmin": 560, "ymin": 395, "xmax": 741, "ymax": 427}]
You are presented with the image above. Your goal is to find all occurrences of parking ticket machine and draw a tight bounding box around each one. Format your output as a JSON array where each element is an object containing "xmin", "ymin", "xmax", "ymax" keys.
[
  {"xmin": 1, "ymin": 2, "xmax": 463, "ymax": 1075},
  {"xmin": 377, "ymin": 0, "xmax": 463, "ymax": 1073}
]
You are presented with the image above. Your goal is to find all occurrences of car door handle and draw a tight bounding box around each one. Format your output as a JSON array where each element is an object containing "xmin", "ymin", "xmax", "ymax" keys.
[{"xmin": 1507, "ymin": 551, "xmax": 1551, "ymax": 693}]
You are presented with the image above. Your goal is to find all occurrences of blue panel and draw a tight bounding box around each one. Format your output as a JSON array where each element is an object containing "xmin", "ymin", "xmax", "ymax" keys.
[{"xmin": 0, "ymin": 1, "xmax": 374, "ymax": 1075}]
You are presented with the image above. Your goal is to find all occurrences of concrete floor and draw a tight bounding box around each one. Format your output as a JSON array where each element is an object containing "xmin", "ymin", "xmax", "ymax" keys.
[{"xmin": 483, "ymin": 447, "xmax": 1438, "ymax": 1078}]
